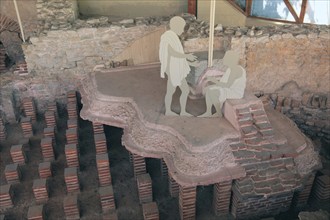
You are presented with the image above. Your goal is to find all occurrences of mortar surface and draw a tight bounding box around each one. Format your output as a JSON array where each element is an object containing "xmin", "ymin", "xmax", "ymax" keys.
[{"xmin": 80, "ymin": 64, "xmax": 315, "ymax": 186}]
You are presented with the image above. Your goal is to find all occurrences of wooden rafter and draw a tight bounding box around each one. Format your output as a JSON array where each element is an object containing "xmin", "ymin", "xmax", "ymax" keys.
[
  {"xmin": 188, "ymin": 0, "xmax": 197, "ymax": 16},
  {"xmin": 299, "ymin": 0, "xmax": 308, "ymax": 23},
  {"xmin": 245, "ymin": 0, "xmax": 252, "ymax": 16},
  {"xmin": 227, "ymin": 0, "xmax": 246, "ymax": 14},
  {"xmin": 283, "ymin": 0, "xmax": 300, "ymax": 22}
]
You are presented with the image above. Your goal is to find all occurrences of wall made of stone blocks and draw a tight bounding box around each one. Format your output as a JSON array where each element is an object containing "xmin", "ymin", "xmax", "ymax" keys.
[
  {"xmin": 263, "ymin": 82, "xmax": 330, "ymax": 152},
  {"xmin": 231, "ymin": 187, "xmax": 294, "ymax": 220},
  {"xmin": 231, "ymin": 31, "xmax": 330, "ymax": 94},
  {"xmin": 37, "ymin": 0, "xmax": 78, "ymax": 32},
  {"xmin": 23, "ymin": 25, "xmax": 160, "ymax": 76}
]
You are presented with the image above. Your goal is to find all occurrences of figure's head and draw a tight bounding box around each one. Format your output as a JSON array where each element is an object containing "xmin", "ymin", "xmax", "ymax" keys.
[
  {"xmin": 170, "ymin": 16, "xmax": 186, "ymax": 35},
  {"xmin": 223, "ymin": 50, "xmax": 239, "ymax": 67}
]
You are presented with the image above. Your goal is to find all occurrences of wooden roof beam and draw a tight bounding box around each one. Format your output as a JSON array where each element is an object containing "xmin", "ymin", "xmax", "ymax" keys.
[
  {"xmin": 246, "ymin": 0, "xmax": 252, "ymax": 16},
  {"xmin": 299, "ymin": 0, "xmax": 308, "ymax": 23},
  {"xmin": 284, "ymin": 0, "xmax": 300, "ymax": 23}
]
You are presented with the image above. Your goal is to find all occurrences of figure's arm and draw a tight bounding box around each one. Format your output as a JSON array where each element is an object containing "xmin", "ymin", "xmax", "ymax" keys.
[
  {"xmin": 168, "ymin": 45, "xmax": 197, "ymax": 61},
  {"xmin": 188, "ymin": 61, "xmax": 200, "ymax": 67},
  {"xmin": 206, "ymin": 76, "xmax": 220, "ymax": 84},
  {"xmin": 223, "ymin": 67, "xmax": 243, "ymax": 88}
]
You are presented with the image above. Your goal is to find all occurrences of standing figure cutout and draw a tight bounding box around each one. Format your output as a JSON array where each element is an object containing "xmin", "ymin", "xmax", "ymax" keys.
[
  {"xmin": 199, "ymin": 50, "xmax": 247, "ymax": 117},
  {"xmin": 159, "ymin": 16, "xmax": 198, "ymax": 116}
]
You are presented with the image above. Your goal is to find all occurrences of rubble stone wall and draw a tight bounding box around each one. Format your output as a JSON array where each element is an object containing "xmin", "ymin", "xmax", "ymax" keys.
[
  {"xmin": 36, "ymin": 0, "xmax": 78, "ymax": 32},
  {"xmin": 231, "ymin": 32, "xmax": 330, "ymax": 94},
  {"xmin": 268, "ymin": 87, "xmax": 330, "ymax": 151}
]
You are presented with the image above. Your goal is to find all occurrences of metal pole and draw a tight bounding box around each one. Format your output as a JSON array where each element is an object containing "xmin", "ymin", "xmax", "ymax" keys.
[
  {"xmin": 13, "ymin": 0, "xmax": 25, "ymax": 42},
  {"xmin": 208, "ymin": 0, "xmax": 216, "ymax": 67}
]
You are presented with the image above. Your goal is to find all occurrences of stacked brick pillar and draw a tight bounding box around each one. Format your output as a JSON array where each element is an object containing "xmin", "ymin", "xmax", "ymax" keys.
[
  {"xmin": 309, "ymin": 173, "xmax": 330, "ymax": 207},
  {"xmin": 20, "ymin": 117, "xmax": 33, "ymax": 138},
  {"xmin": 292, "ymin": 174, "xmax": 315, "ymax": 208},
  {"xmin": 0, "ymin": 43, "xmax": 6, "ymax": 73},
  {"xmin": 96, "ymin": 154, "xmax": 112, "ymax": 187},
  {"xmin": 213, "ymin": 180, "xmax": 232, "ymax": 215},
  {"xmin": 63, "ymin": 194, "xmax": 80, "ymax": 219},
  {"xmin": 22, "ymin": 97, "xmax": 37, "ymax": 122},
  {"xmin": 99, "ymin": 185, "xmax": 116, "ymax": 213},
  {"xmin": 64, "ymin": 91, "xmax": 80, "ymax": 193},
  {"xmin": 168, "ymin": 174, "xmax": 179, "ymax": 198},
  {"xmin": 179, "ymin": 186, "xmax": 196, "ymax": 220},
  {"xmin": 128, "ymin": 152, "xmax": 160, "ymax": 220},
  {"xmin": 132, "ymin": 153, "xmax": 146, "ymax": 177},
  {"xmin": 0, "ymin": 184, "xmax": 14, "ymax": 208},
  {"xmin": 91, "ymin": 120, "xmax": 117, "ymax": 216},
  {"xmin": 0, "ymin": 118, "xmax": 7, "ymax": 141},
  {"xmin": 142, "ymin": 202, "xmax": 159, "ymax": 220},
  {"xmin": 27, "ymin": 205, "xmax": 44, "ymax": 220},
  {"xmin": 32, "ymin": 179, "xmax": 49, "ymax": 204},
  {"xmin": 4, "ymin": 163, "xmax": 21, "ymax": 184}
]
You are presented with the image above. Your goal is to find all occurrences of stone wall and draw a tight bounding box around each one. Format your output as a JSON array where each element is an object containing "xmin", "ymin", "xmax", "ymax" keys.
[
  {"xmin": 23, "ymin": 25, "xmax": 162, "ymax": 76},
  {"xmin": 37, "ymin": 0, "xmax": 78, "ymax": 32},
  {"xmin": 263, "ymin": 81, "xmax": 330, "ymax": 153}
]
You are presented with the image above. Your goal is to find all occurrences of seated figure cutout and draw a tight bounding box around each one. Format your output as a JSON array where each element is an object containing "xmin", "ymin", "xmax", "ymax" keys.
[
  {"xmin": 199, "ymin": 50, "xmax": 246, "ymax": 117},
  {"xmin": 159, "ymin": 16, "xmax": 198, "ymax": 116}
]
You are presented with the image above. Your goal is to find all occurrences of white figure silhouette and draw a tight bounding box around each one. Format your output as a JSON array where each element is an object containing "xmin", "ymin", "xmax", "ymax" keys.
[
  {"xmin": 199, "ymin": 50, "xmax": 246, "ymax": 117},
  {"xmin": 159, "ymin": 16, "xmax": 198, "ymax": 116}
]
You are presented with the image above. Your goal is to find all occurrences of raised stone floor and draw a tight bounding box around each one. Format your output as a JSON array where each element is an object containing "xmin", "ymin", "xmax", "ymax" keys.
[{"xmin": 80, "ymin": 64, "xmax": 318, "ymax": 187}]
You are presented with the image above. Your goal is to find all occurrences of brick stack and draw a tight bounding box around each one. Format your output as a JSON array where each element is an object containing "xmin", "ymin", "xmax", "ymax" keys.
[
  {"xmin": 0, "ymin": 43, "xmax": 6, "ymax": 73},
  {"xmin": 21, "ymin": 97, "xmax": 36, "ymax": 121},
  {"xmin": 168, "ymin": 175, "xmax": 179, "ymax": 198},
  {"xmin": 137, "ymin": 173, "xmax": 153, "ymax": 204},
  {"xmin": 65, "ymin": 144, "xmax": 79, "ymax": 167},
  {"xmin": 38, "ymin": 162, "xmax": 52, "ymax": 179},
  {"xmin": 67, "ymin": 103, "xmax": 78, "ymax": 120},
  {"xmin": 43, "ymin": 127, "xmax": 55, "ymax": 141},
  {"xmin": 67, "ymin": 119, "xmax": 78, "ymax": 129},
  {"xmin": 32, "ymin": 179, "xmax": 48, "ymax": 203},
  {"xmin": 94, "ymin": 133, "xmax": 107, "ymax": 154},
  {"xmin": 46, "ymin": 102, "xmax": 57, "ymax": 113},
  {"xmin": 142, "ymin": 202, "xmax": 159, "ymax": 220},
  {"xmin": 40, "ymin": 138, "xmax": 54, "ymax": 161},
  {"xmin": 10, "ymin": 144, "xmax": 26, "ymax": 164},
  {"xmin": 13, "ymin": 62, "xmax": 28, "ymax": 76},
  {"xmin": 64, "ymin": 167, "xmax": 80, "ymax": 193},
  {"xmin": 67, "ymin": 90, "xmax": 77, "ymax": 120},
  {"xmin": 96, "ymin": 154, "xmax": 112, "ymax": 186},
  {"xmin": 92, "ymin": 122, "xmax": 104, "ymax": 134},
  {"xmin": 27, "ymin": 205, "xmax": 44, "ymax": 220},
  {"xmin": 44, "ymin": 110, "xmax": 56, "ymax": 128},
  {"xmin": 132, "ymin": 153, "xmax": 146, "ymax": 178},
  {"xmin": 213, "ymin": 181, "xmax": 232, "ymax": 215},
  {"xmin": 67, "ymin": 90, "xmax": 77, "ymax": 103},
  {"xmin": 310, "ymin": 174, "xmax": 330, "ymax": 207},
  {"xmin": 4, "ymin": 163, "xmax": 20, "ymax": 184},
  {"xmin": 0, "ymin": 118, "xmax": 6, "ymax": 141},
  {"xmin": 63, "ymin": 194, "xmax": 80, "ymax": 219},
  {"xmin": 99, "ymin": 185, "xmax": 116, "ymax": 213},
  {"xmin": 160, "ymin": 159, "xmax": 168, "ymax": 177},
  {"xmin": 0, "ymin": 184, "xmax": 13, "ymax": 208},
  {"xmin": 292, "ymin": 174, "xmax": 315, "ymax": 208},
  {"xmin": 179, "ymin": 186, "xmax": 196, "ymax": 220},
  {"xmin": 65, "ymin": 128, "xmax": 78, "ymax": 145},
  {"xmin": 20, "ymin": 117, "xmax": 33, "ymax": 137}
]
